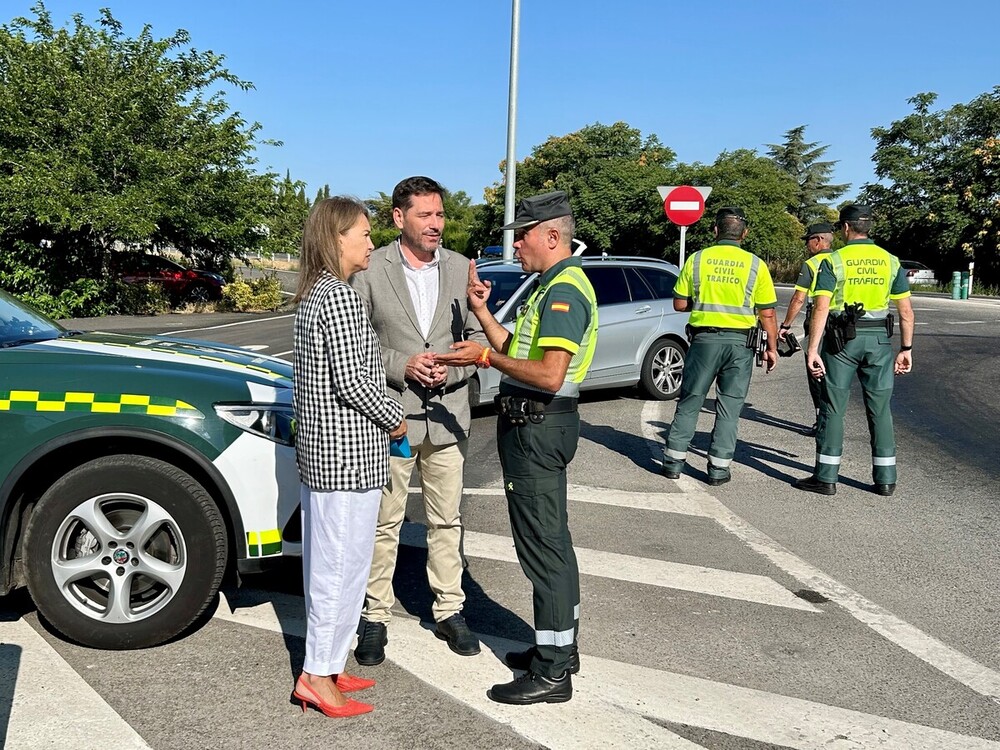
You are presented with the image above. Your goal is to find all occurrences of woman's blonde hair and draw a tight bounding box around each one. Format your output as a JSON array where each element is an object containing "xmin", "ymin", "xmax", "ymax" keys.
[{"xmin": 294, "ymin": 196, "xmax": 368, "ymax": 302}]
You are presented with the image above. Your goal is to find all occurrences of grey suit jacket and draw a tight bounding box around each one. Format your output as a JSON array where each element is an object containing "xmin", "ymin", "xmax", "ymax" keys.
[{"xmin": 350, "ymin": 241, "xmax": 487, "ymax": 445}]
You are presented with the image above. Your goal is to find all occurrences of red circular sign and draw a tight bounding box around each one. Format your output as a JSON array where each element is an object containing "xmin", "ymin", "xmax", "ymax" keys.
[{"xmin": 663, "ymin": 185, "xmax": 705, "ymax": 226}]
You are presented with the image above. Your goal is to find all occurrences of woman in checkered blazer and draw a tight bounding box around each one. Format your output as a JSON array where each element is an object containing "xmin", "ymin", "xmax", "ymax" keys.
[{"xmin": 291, "ymin": 197, "xmax": 407, "ymax": 718}]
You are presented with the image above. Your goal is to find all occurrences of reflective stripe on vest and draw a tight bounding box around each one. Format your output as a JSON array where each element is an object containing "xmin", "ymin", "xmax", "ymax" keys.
[
  {"xmin": 690, "ymin": 249, "xmax": 760, "ymax": 326},
  {"xmin": 828, "ymin": 248, "xmax": 900, "ymax": 319},
  {"xmin": 506, "ymin": 264, "xmax": 598, "ymax": 397},
  {"xmin": 805, "ymin": 251, "xmax": 831, "ymax": 295}
]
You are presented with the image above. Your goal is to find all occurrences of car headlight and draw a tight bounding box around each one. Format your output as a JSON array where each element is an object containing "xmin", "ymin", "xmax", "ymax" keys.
[{"xmin": 214, "ymin": 404, "xmax": 296, "ymax": 445}]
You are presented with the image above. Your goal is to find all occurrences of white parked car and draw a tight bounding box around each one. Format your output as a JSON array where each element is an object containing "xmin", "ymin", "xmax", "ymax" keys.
[
  {"xmin": 470, "ymin": 257, "xmax": 690, "ymax": 406},
  {"xmin": 900, "ymin": 260, "xmax": 936, "ymax": 286}
]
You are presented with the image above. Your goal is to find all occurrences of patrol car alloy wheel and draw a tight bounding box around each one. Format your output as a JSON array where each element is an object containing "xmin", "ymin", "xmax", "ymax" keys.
[
  {"xmin": 23, "ymin": 455, "xmax": 228, "ymax": 649},
  {"xmin": 640, "ymin": 338, "xmax": 685, "ymax": 400}
]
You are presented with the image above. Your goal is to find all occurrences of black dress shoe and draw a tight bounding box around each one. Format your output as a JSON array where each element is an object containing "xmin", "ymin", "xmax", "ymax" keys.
[
  {"xmin": 706, "ymin": 474, "xmax": 731, "ymax": 487},
  {"xmin": 488, "ymin": 671, "xmax": 572, "ymax": 705},
  {"xmin": 874, "ymin": 483, "xmax": 896, "ymax": 496},
  {"xmin": 662, "ymin": 464, "xmax": 681, "ymax": 479},
  {"xmin": 354, "ymin": 620, "xmax": 387, "ymax": 666},
  {"xmin": 505, "ymin": 645, "xmax": 580, "ymax": 675},
  {"xmin": 434, "ymin": 613, "xmax": 481, "ymax": 656},
  {"xmin": 793, "ymin": 476, "xmax": 837, "ymax": 496}
]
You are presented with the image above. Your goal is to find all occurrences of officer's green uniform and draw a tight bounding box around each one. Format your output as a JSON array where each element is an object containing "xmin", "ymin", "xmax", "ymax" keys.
[
  {"xmin": 811, "ymin": 240, "xmax": 910, "ymax": 485},
  {"xmin": 663, "ymin": 241, "xmax": 777, "ymax": 480},
  {"xmin": 497, "ymin": 256, "xmax": 597, "ymax": 679},
  {"xmin": 794, "ymin": 251, "xmax": 831, "ymax": 411}
]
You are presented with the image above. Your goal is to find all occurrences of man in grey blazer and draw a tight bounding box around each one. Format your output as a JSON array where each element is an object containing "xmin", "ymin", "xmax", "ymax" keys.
[{"xmin": 350, "ymin": 176, "xmax": 487, "ymax": 665}]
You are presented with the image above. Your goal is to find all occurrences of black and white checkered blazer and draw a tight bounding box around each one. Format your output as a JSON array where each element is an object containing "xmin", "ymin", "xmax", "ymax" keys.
[{"xmin": 293, "ymin": 271, "xmax": 404, "ymax": 491}]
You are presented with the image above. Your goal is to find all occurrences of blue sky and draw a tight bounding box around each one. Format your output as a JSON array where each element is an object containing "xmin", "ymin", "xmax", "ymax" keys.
[{"xmin": 13, "ymin": 1, "xmax": 1000, "ymax": 205}]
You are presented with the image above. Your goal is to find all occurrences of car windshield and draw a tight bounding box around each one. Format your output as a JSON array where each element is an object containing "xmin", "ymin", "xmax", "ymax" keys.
[
  {"xmin": 0, "ymin": 290, "xmax": 65, "ymax": 347},
  {"xmin": 477, "ymin": 268, "xmax": 533, "ymax": 316}
]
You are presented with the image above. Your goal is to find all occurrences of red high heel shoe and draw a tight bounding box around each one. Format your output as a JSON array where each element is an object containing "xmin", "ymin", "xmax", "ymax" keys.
[
  {"xmin": 293, "ymin": 677, "xmax": 373, "ymax": 718},
  {"xmin": 335, "ymin": 673, "xmax": 376, "ymax": 692}
]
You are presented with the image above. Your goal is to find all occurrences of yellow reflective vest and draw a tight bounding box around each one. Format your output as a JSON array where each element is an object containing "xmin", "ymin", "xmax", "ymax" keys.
[{"xmin": 674, "ymin": 241, "xmax": 777, "ymax": 329}]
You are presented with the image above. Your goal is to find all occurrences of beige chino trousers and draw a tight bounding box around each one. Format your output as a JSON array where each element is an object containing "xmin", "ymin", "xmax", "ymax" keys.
[{"xmin": 363, "ymin": 438, "xmax": 467, "ymax": 624}]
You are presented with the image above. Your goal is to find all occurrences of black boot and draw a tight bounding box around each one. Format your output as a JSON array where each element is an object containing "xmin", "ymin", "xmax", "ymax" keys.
[
  {"xmin": 793, "ymin": 475, "xmax": 836, "ymax": 496},
  {"xmin": 354, "ymin": 620, "xmax": 387, "ymax": 666},
  {"xmin": 874, "ymin": 483, "xmax": 896, "ymax": 496},
  {"xmin": 505, "ymin": 645, "xmax": 580, "ymax": 674},
  {"xmin": 488, "ymin": 671, "xmax": 572, "ymax": 705}
]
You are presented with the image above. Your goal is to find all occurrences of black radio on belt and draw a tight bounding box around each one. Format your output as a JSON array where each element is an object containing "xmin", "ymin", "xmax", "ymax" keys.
[{"xmin": 497, "ymin": 396, "xmax": 545, "ymax": 425}]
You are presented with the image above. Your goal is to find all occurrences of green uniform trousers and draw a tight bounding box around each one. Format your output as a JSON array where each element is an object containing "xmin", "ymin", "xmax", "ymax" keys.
[
  {"xmin": 663, "ymin": 331, "xmax": 753, "ymax": 479},
  {"xmin": 497, "ymin": 408, "xmax": 580, "ymax": 678},
  {"xmin": 815, "ymin": 329, "xmax": 897, "ymax": 484}
]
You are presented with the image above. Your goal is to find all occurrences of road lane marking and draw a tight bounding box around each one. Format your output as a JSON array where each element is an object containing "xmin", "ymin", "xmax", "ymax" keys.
[
  {"xmin": 240, "ymin": 344, "xmax": 269, "ymax": 351},
  {"xmin": 400, "ymin": 523, "xmax": 816, "ymax": 612},
  {"xmin": 0, "ymin": 617, "xmax": 150, "ymax": 750},
  {"xmin": 216, "ymin": 591, "xmax": 1000, "ymax": 749},
  {"xmin": 273, "ymin": 350, "xmax": 293, "ymax": 358},
  {"xmin": 641, "ymin": 401, "xmax": 1000, "ymax": 704},
  {"xmin": 425, "ymin": 485, "xmax": 710, "ymax": 517},
  {"xmin": 160, "ymin": 313, "xmax": 294, "ymax": 336},
  {"xmin": 948, "ymin": 320, "xmax": 986, "ymax": 324}
]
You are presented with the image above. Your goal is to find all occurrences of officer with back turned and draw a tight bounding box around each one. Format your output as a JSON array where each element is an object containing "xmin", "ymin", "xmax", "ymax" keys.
[
  {"xmin": 778, "ymin": 222, "xmax": 835, "ymax": 435},
  {"xmin": 662, "ymin": 207, "xmax": 779, "ymax": 486},
  {"xmin": 437, "ymin": 191, "xmax": 598, "ymax": 705},
  {"xmin": 794, "ymin": 205, "xmax": 914, "ymax": 497}
]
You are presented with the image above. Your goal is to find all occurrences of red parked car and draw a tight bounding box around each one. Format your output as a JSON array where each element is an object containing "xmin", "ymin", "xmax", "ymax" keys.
[{"xmin": 114, "ymin": 253, "xmax": 226, "ymax": 303}]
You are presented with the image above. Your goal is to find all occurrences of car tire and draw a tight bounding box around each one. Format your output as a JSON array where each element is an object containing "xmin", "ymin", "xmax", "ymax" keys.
[
  {"xmin": 640, "ymin": 338, "xmax": 685, "ymax": 400},
  {"xmin": 23, "ymin": 455, "xmax": 227, "ymax": 650},
  {"xmin": 186, "ymin": 283, "xmax": 212, "ymax": 304}
]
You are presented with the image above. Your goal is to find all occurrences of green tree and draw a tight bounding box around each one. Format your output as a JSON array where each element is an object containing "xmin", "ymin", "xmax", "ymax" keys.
[
  {"xmin": 859, "ymin": 89, "xmax": 1000, "ymax": 285},
  {"xmin": 0, "ymin": 4, "xmax": 280, "ymax": 313},
  {"xmin": 767, "ymin": 126, "xmax": 849, "ymax": 226},
  {"xmin": 469, "ymin": 122, "xmax": 678, "ymax": 257},
  {"xmin": 680, "ymin": 150, "xmax": 801, "ymax": 267},
  {"xmin": 262, "ymin": 170, "xmax": 310, "ymax": 256}
]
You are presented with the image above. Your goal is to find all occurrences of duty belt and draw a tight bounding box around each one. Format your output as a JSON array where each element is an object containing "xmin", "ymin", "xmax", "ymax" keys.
[
  {"xmin": 495, "ymin": 394, "xmax": 578, "ymax": 425},
  {"xmin": 689, "ymin": 326, "xmax": 751, "ymax": 335}
]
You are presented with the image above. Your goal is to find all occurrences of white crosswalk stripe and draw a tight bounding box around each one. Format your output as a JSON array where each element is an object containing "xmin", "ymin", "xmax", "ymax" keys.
[
  {"xmin": 400, "ymin": 522, "xmax": 816, "ymax": 611},
  {"xmin": 214, "ymin": 589, "xmax": 1000, "ymax": 749},
  {"xmin": 0, "ymin": 617, "xmax": 150, "ymax": 750}
]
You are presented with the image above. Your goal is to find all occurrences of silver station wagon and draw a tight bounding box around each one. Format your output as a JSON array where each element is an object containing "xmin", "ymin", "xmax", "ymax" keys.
[{"xmin": 471, "ymin": 256, "xmax": 690, "ymax": 406}]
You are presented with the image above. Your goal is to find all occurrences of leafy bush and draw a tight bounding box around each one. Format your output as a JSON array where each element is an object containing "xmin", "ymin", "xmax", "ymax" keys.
[
  {"xmin": 219, "ymin": 274, "xmax": 283, "ymax": 312},
  {"xmin": 109, "ymin": 281, "xmax": 171, "ymax": 316}
]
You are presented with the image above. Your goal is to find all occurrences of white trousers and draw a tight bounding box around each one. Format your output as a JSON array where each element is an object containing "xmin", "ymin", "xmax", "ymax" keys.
[{"xmin": 301, "ymin": 483, "xmax": 381, "ymax": 676}]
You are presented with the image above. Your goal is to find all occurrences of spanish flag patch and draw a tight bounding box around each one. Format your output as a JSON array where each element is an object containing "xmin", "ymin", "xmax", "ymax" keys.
[{"xmin": 550, "ymin": 302, "xmax": 571, "ymax": 313}]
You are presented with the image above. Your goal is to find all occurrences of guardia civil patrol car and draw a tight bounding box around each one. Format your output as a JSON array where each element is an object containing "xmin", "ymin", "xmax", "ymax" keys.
[{"xmin": 0, "ymin": 289, "xmax": 299, "ymax": 649}]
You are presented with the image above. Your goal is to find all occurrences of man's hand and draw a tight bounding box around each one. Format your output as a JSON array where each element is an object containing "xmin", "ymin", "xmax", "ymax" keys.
[
  {"xmin": 777, "ymin": 325, "xmax": 790, "ymax": 342},
  {"xmin": 763, "ymin": 349, "xmax": 778, "ymax": 373},
  {"xmin": 405, "ymin": 352, "xmax": 442, "ymax": 387},
  {"xmin": 389, "ymin": 418, "xmax": 407, "ymax": 440},
  {"xmin": 806, "ymin": 350, "xmax": 825, "ymax": 379},
  {"xmin": 435, "ymin": 340, "xmax": 485, "ymax": 367},
  {"xmin": 467, "ymin": 259, "xmax": 491, "ymax": 312},
  {"xmin": 894, "ymin": 350, "xmax": 912, "ymax": 375}
]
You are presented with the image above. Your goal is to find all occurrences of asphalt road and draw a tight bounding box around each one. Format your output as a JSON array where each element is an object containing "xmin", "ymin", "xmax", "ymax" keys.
[{"xmin": 4, "ymin": 286, "xmax": 998, "ymax": 749}]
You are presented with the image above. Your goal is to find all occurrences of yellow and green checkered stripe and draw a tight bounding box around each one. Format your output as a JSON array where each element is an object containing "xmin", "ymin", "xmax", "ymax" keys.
[
  {"xmin": 0, "ymin": 390, "xmax": 204, "ymax": 418},
  {"xmin": 247, "ymin": 529, "xmax": 282, "ymax": 557}
]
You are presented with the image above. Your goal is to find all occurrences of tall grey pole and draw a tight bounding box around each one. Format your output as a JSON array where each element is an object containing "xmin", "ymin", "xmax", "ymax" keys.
[{"xmin": 502, "ymin": 0, "xmax": 521, "ymax": 261}]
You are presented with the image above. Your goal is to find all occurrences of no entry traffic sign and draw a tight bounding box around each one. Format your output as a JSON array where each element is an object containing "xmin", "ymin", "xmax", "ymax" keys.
[{"xmin": 663, "ymin": 185, "xmax": 706, "ymax": 226}]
